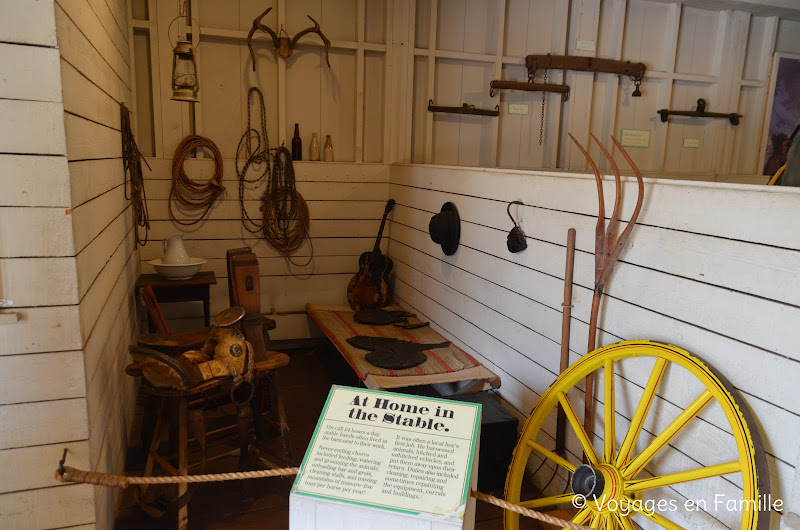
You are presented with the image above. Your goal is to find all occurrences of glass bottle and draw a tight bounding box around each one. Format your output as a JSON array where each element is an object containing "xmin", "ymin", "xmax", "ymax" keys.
[
  {"xmin": 291, "ymin": 123, "xmax": 302, "ymax": 161},
  {"xmin": 323, "ymin": 134, "xmax": 333, "ymax": 162},
  {"xmin": 309, "ymin": 133, "xmax": 320, "ymax": 161}
]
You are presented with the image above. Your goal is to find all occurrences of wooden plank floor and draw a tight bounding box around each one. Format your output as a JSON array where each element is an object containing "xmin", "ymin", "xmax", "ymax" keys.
[{"xmin": 115, "ymin": 344, "xmax": 555, "ymax": 529}]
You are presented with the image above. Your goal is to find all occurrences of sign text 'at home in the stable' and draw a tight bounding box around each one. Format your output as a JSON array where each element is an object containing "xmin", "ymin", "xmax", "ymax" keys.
[{"xmin": 348, "ymin": 394, "xmax": 456, "ymax": 431}]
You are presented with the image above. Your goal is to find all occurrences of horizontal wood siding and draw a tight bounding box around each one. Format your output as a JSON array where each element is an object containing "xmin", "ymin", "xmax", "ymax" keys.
[
  {"xmin": 57, "ymin": 0, "xmax": 137, "ymax": 526},
  {"xmin": 140, "ymin": 159, "xmax": 389, "ymax": 339},
  {"xmin": 388, "ymin": 164, "xmax": 800, "ymax": 528},
  {"xmin": 0, "ymin": 1, "xmax": 97, "ymax": 527}
]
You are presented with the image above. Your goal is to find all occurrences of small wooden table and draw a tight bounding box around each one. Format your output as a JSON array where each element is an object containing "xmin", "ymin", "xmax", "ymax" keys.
[
  {"xmin": 306, "ymin": 304, "xmax": 501, "ymax": 394},
  {"xmin": 136, "ymin": 272, "xmax": 217, "ymax": 331}
]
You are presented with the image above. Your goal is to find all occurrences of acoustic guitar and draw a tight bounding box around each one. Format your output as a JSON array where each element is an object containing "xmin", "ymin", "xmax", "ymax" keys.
[{"xmin": 347, "ymin": 199, "xmax": 395, "ymax": 311}]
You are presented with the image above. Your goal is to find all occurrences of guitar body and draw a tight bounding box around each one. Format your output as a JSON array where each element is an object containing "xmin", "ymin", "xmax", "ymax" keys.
[{"xmin": 347, "ymin": 200, "xmax": 395, "ymax": 311}]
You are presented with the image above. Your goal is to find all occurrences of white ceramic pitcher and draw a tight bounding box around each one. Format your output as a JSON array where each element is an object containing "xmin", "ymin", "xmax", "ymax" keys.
[{"xmin": 162, "ymin": 234, "xmax": 190, "ymax": 264}]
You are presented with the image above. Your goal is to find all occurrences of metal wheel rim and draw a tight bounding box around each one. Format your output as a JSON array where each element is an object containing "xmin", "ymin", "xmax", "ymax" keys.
[{"xmin": 504, "ymin": 340, "xmax": 770, "ymax": 530}]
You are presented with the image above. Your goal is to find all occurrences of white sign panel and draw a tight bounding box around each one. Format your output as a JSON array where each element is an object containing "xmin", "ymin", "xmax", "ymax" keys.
[
  {"xmin": 620, "ymin": 128, "xmax": 651, "ymax": 148},
  {"xmin": 292, "ymin": 386, "xmax": 481, "ymax": 519},
  {"xmin": 507, "ymin": 103, "xmax": 529, "ymax": 115}
]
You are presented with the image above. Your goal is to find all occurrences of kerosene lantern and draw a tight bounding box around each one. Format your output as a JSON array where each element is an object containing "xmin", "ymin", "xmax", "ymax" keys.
[{"xmin": 170, "ymin": 36, "xmax": 199, "ymax": 102}]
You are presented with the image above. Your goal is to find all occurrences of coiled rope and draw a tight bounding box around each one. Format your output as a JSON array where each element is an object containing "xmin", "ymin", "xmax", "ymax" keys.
[
  {"xmin": 169, "ymin": 135, "xmax": 225, "ymax": 226},
  {"xmin": 55, "ymin": 457, "xmax": 592, "ymax": 530},
  {"xmin": 120, "ymin": 103, "xmax": 151, "ymax": 245},
  {"xmin": 261, "ymin": 146, "xmax": 312, "ymax": 266},
  {"xmin": 236, "ymin": 87, "xmax": 271, "ymax": 234}
]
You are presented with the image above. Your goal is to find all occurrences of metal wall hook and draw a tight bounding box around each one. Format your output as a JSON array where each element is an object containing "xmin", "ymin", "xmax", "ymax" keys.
[{"xmin": 507, "ymin": 200, "xmax": 524, "ymax": 227}]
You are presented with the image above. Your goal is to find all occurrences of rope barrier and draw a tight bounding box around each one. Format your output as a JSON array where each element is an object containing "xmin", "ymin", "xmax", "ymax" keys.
[
  {"xmin": 56, "ymin": 464, "xmax": 300, "ymax": 488},
  {"xmin": 120, "ymin": 103, "xmax": 151, "ymax": 245},
  {"xmin": 470, "ymin": 490, "xmax": 593, "ymax": 530},
  {"xmin": 169, "ymin": 134, "xmax": 226, "ymax": 225},
  {"xmin": 54, "ymin": 451, "xmax": 592, "ymax": 530}
]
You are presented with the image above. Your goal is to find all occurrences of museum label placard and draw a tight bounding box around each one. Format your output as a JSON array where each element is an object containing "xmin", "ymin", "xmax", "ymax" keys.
[{"xmin": 291, "ymin": 386, "xmax": 481, "ymax": 520}]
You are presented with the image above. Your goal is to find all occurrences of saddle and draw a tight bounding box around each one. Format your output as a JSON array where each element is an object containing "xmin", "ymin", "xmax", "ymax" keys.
[{"xmin": 127, "ymin": 306, "xmax": 255, "ymax": 390}]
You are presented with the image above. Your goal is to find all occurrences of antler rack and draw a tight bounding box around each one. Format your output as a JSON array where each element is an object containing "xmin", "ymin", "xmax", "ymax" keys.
[
  {"xmin": 489, "ymin": 80, "xmax": 570, "ymax": 99},
  {"xmin": 427, "ymin": 100, "xmax": 500, "ymax": 117},
  {"xmin": 247, "ymin": 7, "xmax": 331, "ymax": 71},
  {"xmin": 657, "ymin": 98, "xmax": 741, "ymax": 126},
  {"xmin": 526, "ymin": 54, "xmax": 646, "ymax": 97}
]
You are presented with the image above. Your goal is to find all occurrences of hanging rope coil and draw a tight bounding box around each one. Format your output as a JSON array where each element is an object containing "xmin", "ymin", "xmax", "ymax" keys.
[
  {"xmin": 121, "ymin": 103, "xmax": 151, "ymax": 245},
  {"xmin": 261, "ymin": 146, "xmax": 312, "ymax": 266},
  {"xmin": 236, "ymin": 87, "xmax": 272, "ymax": 234},
  {"xmin": 169, "ymin": 135, "xmax": 225, "ymax": 226}
]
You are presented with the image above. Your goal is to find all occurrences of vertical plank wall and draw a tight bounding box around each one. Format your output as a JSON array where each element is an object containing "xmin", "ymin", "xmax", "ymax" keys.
[
  {"xmin": 388, "ymin": 164, "xmax": 800, "ymax": 529},
  {"xmin": 0, "ymin": 1, "xmax": 95, "ymax": 528}
]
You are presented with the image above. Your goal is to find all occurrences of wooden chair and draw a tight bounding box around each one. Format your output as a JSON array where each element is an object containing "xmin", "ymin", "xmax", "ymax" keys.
[
  {"xmin": 129, "ymin": 252, "xmax": 293, "ymax": 524},
  {"xmin": 137, "ymin": 285, "xmax": 209, "ymax": 355}
]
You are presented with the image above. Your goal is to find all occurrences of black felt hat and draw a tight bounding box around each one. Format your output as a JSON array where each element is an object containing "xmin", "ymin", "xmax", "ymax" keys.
[{"xmin": 429, "ymin": 202, "xmax": 460, "ymax": 256}]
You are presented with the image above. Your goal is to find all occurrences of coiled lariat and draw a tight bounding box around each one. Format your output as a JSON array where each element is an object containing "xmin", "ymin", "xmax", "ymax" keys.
[
  {"xmin": 261, "ymin": 146, "xmax": 312, "ymax": 266},
  {"xmin": 169, "ymin": 135, "xmax": 225, "ymax": 225},
  {"xmin": 236, "ymin": 87, "xmax": 271, "ymax": 234}
]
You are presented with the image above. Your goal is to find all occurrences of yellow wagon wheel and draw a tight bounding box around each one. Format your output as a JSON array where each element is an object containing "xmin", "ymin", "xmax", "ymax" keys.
[{"xmin": 504, "ymin": 340, "xmax": 770, "ymax": 530}]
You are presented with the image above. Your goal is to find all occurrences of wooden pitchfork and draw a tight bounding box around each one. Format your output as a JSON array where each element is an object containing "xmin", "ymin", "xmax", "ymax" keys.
[{"xmin": 568, "ymin": 133, "xmax": 645, "ymax": 449}]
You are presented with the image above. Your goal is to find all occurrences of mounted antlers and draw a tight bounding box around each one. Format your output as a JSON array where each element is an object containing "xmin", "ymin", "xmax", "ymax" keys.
[{"xmin": 247, "ymin": 7, "xmax": 331, "ymax": 71}]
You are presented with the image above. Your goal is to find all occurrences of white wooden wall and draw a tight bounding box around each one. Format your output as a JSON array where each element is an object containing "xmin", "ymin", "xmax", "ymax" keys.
[
  {"xmin": 139, "ymin": 159, "xmax": 390, "ymax": 337},
  {"xmin": 128, "ymin": 0, "xmax": 392, "ymax": 335},
  {"xmin": 409, "ymin": 0, "xmax": 800, "ymax": 178},
  {"xmin": 57, "ymin": 0, "xmax": 139, "ymax": 525},
  {"xmin": 387, "ymin": 164, "xmax": 800, "ymax": 529},
  {"xmin": 0, "ymin": 1, "xmax": 96, "ymax": 528},
  {"xmin": 0, "ymin": 0, "xmax": 138, "ymax": 528}
]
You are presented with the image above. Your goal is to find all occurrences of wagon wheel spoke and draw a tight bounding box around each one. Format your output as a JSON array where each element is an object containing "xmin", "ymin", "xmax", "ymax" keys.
[
  {"xmin": 614, "ymin": 357, "xmax": 668, "ymax": 467},
  {"xmin": 614, "ymin": 512, "xmax": 635, "ymax": 530},
  {"xmin": 526, "ymin": 440, "xmax": 576, "ymax": 472},
  {"xmin": 517, "ymin": 493, "xmax": 576, "ymax": 510},
  {"xmin": 621, "ymin": 389, "xmax": 713, "ymax": 479},
  {"xmin": 573, "ymin": 506, "xmax": 593, "ymax": 525},
  {"xmin": 503, "ymin": 341, "xmax": 769, "ymax": 530},
  {"xmin": 556, "ymin": 391, "xmax": 601, "ymax": 466},
  {"xmin": 604, "ymin": 358, "xmax": 615, "ymax": 463},
  {"xmin": 625, "ymin": 461, "xmax": 741, "ymax": 493}
]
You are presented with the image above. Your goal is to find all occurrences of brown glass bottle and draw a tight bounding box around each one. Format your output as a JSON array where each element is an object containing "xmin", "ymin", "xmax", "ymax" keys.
[{"xmin": 291, "ymin": 123, "xmax": 302, "ymax": 160}]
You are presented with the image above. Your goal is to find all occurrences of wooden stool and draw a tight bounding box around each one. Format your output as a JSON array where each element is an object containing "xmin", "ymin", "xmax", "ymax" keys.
[{"xmin": 127, "ymin": 354, "xmax": 290, "ymax": 530}]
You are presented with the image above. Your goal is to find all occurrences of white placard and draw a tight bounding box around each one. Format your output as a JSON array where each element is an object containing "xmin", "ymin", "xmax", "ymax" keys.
[
  {"xmin": 292, "ymin": 386, "xmax": 481, "ymax": 519},
  {"xmin": 507, "ymin": 103, "xmax": 529, "ymax": 115},
  {"xmin": 576, "ymin": 39, "xmax": 596, "ymax": 52},
  {"xmin": 620, "ymin": 128, "xmax": 651, "ymax": 148},
  {"xmin": 682, "ymin": 137, "xmax": 701, "ymax": 148}
]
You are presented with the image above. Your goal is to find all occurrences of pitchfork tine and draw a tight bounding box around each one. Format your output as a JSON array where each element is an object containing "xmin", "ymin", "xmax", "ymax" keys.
[
  {"xmin": 568, "ymin": 133, "xmax": 605, "ymax": 281},
  {"xmin": 590, "ymin": 133, "xmax": 623, "ymax": 275},
  {"xmin": 598, "ymin": 135, "xmax": 646, "ymax": 285}
]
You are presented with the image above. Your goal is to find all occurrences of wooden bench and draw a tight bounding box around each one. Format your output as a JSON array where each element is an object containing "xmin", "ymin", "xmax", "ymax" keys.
[{"xmin": 306, "ymin": 304, "xmax": 500, "ymax": 394}]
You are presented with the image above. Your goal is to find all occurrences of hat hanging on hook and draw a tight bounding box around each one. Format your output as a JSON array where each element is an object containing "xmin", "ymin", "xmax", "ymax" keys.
[
  {"xmin": 429, "ymin": 202, "xmax": 460, "ymax": 256},
  {"xmin": 507, "ymin": 201, "xmax": 527, "ymax": 253}
]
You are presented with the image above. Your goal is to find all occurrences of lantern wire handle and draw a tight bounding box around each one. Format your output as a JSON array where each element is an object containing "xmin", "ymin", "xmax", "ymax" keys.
[{"xmin": 167, "ymin": 16, "xmax": 203, "ymax": 51}]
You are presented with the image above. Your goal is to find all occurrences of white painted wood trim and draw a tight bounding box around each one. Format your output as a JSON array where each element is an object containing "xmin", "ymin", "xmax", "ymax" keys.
[
  {"xmin": 488, "ymin": 0, "xmax": 505, "ymax": 166},
  {"xmin": 657, "ymin": 2, "xmax": 681, "ymax": 171},
  {"xmin": 355, "ymin": 0, "xmax": 365, "ymax": 164},
  {"xmin": 424, "ymin": 0, "xmax": 437, "ymax": 164}
]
